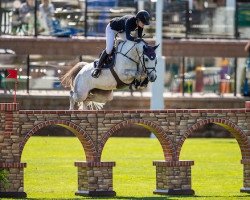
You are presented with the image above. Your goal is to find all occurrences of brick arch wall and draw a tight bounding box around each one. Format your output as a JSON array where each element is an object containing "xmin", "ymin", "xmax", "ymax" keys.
[
  {"xmin": 2, "ymin": 103, "xmax": 250, "ymax": 197},
  {"xmin": 98, "ymin": 119, "xmax": 176, "ymax": 160},
  {"xmin": 19, "ymin": 120, "xmax": 98, "ymax": 161},
  {"xmin": 176, "ymin": 118, "xmax": 250, "ymax": 160}
]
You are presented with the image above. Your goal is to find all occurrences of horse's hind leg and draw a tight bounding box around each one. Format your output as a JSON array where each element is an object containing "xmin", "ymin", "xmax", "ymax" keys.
[
  {"xmin": 70, "ymin": 90, "xmax": 89, "ymax": 110},
  {"xmin": 78, "ymin": 101, "xmax": 88, "ymax": 110},
  {"xmin": 69, "ymin": 91, "xmax": 75, "ymax": 110}
]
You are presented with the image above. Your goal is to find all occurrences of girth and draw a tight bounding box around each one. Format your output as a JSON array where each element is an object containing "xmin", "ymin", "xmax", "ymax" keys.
[{"xmin": 109, "ymin": 67, "xmax": 130, "ymax": 89}]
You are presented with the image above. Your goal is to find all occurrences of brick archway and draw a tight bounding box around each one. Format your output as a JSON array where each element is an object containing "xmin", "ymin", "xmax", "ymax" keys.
[
  {"xmin": 99, "ymin": 119, "xmax": 176, "ymax": 160},
  {"xmin": 176, "ymin": 118, "xmax": 250, "ymax": 160},
  {"xmin": 3, "ymin": 103, "xmax": 250, "ymax": 198},
  {"xmin": 19, "ymin": 120, "xmax": 98, "ymax": 161}
]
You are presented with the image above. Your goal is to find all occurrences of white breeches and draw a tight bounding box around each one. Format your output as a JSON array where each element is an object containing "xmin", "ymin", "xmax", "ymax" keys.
[{"xmin": 105, "ymin": 23, "xmax": 126, "ymax": 54}]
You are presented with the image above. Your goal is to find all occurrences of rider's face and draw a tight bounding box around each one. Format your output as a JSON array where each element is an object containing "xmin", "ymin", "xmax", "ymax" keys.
[{"xmin": 137, "ymin": 20, "xmax": 145, "ymax": 28}]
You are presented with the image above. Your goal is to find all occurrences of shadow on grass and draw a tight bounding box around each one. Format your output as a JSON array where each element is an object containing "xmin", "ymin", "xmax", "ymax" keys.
[
  {"xmin": 24, "ymin": 195, "xmax": 249, "ymax": 200},
  {"xmin": 25, "ymin": 197, "xmax": 178, "ymax": 200},
  {"xmin": 25, "ymin": 198, "xmax": 174, "ymax": 200},
  {"xmin": 192, "ymin": 195, "xmax": 249, "ymax": 199}
]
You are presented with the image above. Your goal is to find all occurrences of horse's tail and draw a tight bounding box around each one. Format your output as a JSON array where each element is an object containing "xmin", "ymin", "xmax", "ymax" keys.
[{"xmin": 61, "ymin": 62, "xmax": 88, "ymax": 89}]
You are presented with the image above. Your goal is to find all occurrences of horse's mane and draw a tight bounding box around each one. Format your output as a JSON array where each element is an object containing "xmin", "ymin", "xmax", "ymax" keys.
[
  {"xmin": 141, "ymin": 38, "xmax": 148, "ymax": 45},
  {"xmin": 138, "ymin": 39, "xmax": 156, "ymax": 50},
  {"xmin": 61, "ymin": 62, "xmax": 88, "ymax": 89},
  {"xmin": 139, "ymin": 39, "xmax": 157, "ymax": 60}
]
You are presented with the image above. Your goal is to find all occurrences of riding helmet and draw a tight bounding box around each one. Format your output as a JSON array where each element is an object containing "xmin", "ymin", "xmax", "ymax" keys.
[{"xmin": 136, "ymin": 10, "xmax": 150, "ymax": 25}]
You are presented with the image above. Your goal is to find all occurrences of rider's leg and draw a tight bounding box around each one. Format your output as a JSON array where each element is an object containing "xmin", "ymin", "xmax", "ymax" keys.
[
  {"xmin": 105, "ymin": 23, "xmax": 116, "ymax": 55},
  {"xmin": 92, "ymin": 23, "xmax": 115, "ymax": 78},
  {"xmin": 91, "ymin": 50, "xmax": 108, "ymax": 78}
]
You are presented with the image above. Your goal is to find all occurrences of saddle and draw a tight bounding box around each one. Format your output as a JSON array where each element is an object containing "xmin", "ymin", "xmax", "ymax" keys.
[
  {"xmin": 93, "ymin": 47, "xmax": 128, "ymax": 89},
  {"xmin": 94, "ymin": 48, "xmax": 116, "ymax": 69},
  {"xmin": 94, "ymin": 39, "xmax": 126, "ymax": 69}
]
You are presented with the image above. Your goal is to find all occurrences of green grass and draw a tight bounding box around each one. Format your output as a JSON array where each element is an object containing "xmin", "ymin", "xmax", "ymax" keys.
[{"xmin": 13, "ymin": 137, "xmax": 249, "ymax": 199}]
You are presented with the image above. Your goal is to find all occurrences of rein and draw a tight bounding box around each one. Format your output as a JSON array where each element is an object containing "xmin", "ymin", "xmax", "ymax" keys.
[{"xmin": 116, "ymin": 42, "xmax": 139, "ymax": 68}]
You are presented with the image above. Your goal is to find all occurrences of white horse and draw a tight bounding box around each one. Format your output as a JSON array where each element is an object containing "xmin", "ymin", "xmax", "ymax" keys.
[{"xmin": 61, "ymin": 39, "xmax": 159, "ymax": 110}]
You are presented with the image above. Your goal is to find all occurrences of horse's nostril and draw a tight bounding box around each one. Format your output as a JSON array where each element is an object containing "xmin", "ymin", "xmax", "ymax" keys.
[{"xmin": 150, "ymin": 75, "xmax": 157, "ymax": 82}]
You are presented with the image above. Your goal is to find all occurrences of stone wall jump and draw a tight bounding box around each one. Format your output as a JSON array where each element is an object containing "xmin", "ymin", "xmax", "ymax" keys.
[{"xmin": 1, "ymin": 102, "xmax": 250, "ymax": 197}]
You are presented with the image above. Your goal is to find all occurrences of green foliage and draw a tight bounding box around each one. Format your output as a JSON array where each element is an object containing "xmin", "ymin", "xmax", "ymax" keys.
[
  {"xmin": 0, "ymin": 169, "xmax": 9, "ymax": 187},
  {"xmin": 16, "ymin": 137, "xmax": 249, "ymax": 199}
]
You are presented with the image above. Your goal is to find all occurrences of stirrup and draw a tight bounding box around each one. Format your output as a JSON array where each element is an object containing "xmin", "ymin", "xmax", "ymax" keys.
[{"xmin": 92, "ymin": 69, "xmax": 101, "ymax": 78}]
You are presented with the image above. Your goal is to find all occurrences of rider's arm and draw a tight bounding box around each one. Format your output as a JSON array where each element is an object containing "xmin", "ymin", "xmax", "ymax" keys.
[
  {"xmin": 138, "ymin": 26, "xmax": 143, "ymax": 38},
  {"xmin": 125, "ymin": 18, "xmax": 136, "ymax": 41}
]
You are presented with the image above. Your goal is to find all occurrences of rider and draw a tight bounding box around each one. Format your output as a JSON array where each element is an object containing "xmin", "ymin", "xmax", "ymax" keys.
[{"xmin": 91, "ymin": 10, "xmax": 151, "ymax": 78}]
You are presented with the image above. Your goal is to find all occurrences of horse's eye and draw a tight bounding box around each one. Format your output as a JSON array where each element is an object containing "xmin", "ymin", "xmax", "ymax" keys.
[
  {"xmin": 155, "ymin": 60, "xmax": 157, "ymax": 65},
  {"xmin": 145, "ymin": 58, "xmax": 149, "ymax": 62}
]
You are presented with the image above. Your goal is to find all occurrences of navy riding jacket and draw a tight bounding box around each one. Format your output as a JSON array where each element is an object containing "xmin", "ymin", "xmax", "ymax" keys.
[{"xmin": 110, "ymin": 15, "xmax": 143, "ymax": 41}]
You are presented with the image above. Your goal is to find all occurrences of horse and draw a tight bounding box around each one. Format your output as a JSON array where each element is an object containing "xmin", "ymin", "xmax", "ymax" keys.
[{"xmin": 61, "ymin": 39, "xmax": 159, "ymax": 110}]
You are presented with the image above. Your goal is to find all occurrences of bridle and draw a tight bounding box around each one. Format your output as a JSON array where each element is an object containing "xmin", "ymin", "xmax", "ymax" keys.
[
  {"xmin": 116, "ymin": 41, "xmax": 157, "ymax": 78},
  {"xmin": 137, "ymin": 48, "xmax": 157, "ymax": 78}
]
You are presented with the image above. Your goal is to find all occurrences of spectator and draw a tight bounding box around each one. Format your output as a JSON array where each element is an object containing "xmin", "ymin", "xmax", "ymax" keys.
[
  {"xmin": 19, "ymin": 0, "xmax": 35, "ymax": 35},
  {"xmin": 12, "ymin": 0, "xmax": 22, "ymax": 35},
  {"xmin": 39, "ymin": 0, "xmax": 55, "ymax": 34},
  {"xmin": 195, "ymin": 65, "xmax": 204, "ymax": 93},
  {"xmin": 219, "ymin": 58, "xmax": 230, "ymax": 95}
]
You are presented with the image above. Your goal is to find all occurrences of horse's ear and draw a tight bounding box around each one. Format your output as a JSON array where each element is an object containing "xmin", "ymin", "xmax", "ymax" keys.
[{"xmin": 153, "ymin": 44, "xmax": 160, "ymax": 50}]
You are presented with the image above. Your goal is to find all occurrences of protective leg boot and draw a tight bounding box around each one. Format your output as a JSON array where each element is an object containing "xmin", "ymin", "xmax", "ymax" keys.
[{"xmin": 92, "ymin": 50, "xmax": 108, "ymax": 78}]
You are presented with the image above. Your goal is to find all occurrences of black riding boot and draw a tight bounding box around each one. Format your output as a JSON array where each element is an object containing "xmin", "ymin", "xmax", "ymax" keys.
[{"xmin": 92, "ymin": 50, "xmax": 108, "ymax": 78}]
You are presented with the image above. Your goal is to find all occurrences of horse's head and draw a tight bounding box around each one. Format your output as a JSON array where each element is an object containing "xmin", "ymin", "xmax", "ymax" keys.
[
  {"xmin": 118, "ymin": 39, "xmax": 159, "ymax": 83},
  {"xmin": 141, "ymin": 43, "xmax": 159, "ymax": 82}
]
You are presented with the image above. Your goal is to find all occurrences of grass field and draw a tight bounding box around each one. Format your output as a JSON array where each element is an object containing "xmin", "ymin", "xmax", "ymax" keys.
[{"xmin": 14, "ymin": 137, "xmax": 249, "ymax": 199}]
